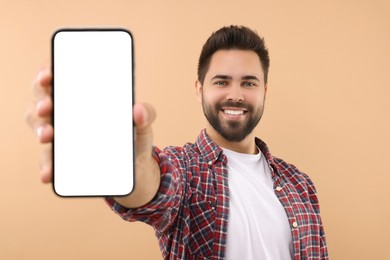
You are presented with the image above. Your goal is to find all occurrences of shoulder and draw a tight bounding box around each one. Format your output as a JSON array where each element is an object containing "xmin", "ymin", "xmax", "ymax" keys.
[
  {"xmin": 272, "ymin": 156, "xmax": 306, "ymax": 179},
  {"xmin": 272, "ymin": 156, "xmax": 313, "ymax": 183},
  {"xmin": 255, "ymin": 137, "xmax": 317, "ymax": 191},
  {"xmin": 272, "ymin": 156, "xmax": 319, "ymax": 198}
]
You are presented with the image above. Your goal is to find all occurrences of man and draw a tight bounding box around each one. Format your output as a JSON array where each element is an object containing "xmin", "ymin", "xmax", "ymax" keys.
[{"xmin": 27, "ymin": 25, "xmax": 328, "ymax": 259}]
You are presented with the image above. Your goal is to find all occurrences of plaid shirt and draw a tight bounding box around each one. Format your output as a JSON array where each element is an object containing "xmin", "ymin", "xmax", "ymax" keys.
[{"xmin": 105, "ymin": 129, "xmax": 328, "ymax": 259}]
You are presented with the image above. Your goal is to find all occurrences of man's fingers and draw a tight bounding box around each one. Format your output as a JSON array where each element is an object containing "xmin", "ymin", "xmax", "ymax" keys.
[
  {"xmin": 26, "ymin": 101, "xmax": 53, "ymax": 144},
  {"xmin": 26, "ymin": 65, "xmax": 53, "ymax": 143},
  {"xmin": 36, "ymin": 124, "xmax": 54, "ymax": 143},
  {"xmin": 37, "ymin": 97, "xmax": 53, "ymax": 118},
  {"xmin": 32, "ymin": 66, "xmax": 52, "ymax": 101},
  {"xmin": 39, "ymin": 67, "xmax": 52, "ymax": 87},
  {"xmin": 36, "ymin": 65, "xmax": 52, "ymax": 88},
  {"xmin": 28, "ymin": 64, "xmax": 53, "ymax": 183}
]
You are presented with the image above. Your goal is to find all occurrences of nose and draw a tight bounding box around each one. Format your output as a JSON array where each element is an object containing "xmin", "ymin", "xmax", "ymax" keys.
[{"xmin": 226, "ymin": 83, "xmax": 244, "ymax": 102}]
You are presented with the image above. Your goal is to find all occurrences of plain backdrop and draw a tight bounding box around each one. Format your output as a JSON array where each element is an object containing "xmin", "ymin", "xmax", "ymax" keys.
[{"xmin": 1, "ymin": 0, "xmax": 389, "ymax": 259}]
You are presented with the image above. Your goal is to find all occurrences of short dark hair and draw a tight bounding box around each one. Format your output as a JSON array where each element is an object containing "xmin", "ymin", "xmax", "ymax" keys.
[{"xmin": 197, "ymin": 25, "xmax": 270, "ymax": 85}]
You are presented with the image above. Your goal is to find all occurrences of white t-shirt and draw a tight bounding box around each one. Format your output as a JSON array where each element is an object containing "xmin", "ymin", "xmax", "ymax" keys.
[{"xmin": 223, "ymin": 148, "xmax": 293, "ymax": 260}]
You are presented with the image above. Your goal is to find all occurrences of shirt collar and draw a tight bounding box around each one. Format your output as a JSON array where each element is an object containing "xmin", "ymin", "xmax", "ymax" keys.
[
  {"xmin": 255, "ymin": 137, "xmax": 280, "ymax": 176},
  {"xmin": 196, "ymin": 129, "xmax": 278, "ymax": 174},
  {"xmin": 195, "ymin": 129, "xmax": 226, "ymax": 165}
]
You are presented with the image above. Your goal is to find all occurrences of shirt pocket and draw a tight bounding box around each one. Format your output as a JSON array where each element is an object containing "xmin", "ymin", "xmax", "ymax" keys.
[{"xmin": 188, "ymin": 192, "xmax": 216, "ymax": 258}]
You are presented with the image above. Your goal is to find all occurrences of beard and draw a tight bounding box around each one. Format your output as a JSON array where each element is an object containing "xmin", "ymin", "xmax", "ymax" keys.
[{"xmin": 202, "ymin": 99, "xmax": 264, "ymax": 142}]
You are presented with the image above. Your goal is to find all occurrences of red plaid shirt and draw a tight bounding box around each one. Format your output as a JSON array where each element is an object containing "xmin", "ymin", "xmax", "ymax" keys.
[{"xmin": 105, "ymin": 129, "xmax": 328, "ymax": 259}]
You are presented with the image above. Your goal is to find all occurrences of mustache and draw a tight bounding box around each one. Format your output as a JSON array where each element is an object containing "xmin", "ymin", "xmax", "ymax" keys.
[{"xmin": 215, "ymin": 101, "xmax": 253, "ymax": 111}]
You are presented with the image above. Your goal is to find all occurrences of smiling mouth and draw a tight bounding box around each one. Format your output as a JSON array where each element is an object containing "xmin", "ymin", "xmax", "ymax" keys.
[
  {"xmin": 217, "ymin": 101, "xmax": 250, "ymax": 118},
  {"xmin": 221, "ymin": 107, "xmax": 248, "ymax": 118},
  {"xmin": 223, "ymin": 109, "xmax": 245, "ymax": 115}
]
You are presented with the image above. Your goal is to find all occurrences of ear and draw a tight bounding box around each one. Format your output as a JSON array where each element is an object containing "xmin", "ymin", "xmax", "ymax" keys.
[
  {"xmin": 195, "ymin": 80, "xmax": 203, "ymax": 103},
  {"xmin": 264, "ymin": 84, "xmax": 268, "ymax": 98}
]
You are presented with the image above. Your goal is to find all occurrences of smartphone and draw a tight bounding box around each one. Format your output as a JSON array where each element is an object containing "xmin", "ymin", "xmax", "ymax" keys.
[{"xmin": 52, "ymin": 29, "xmax": 134, "ymax": 197}]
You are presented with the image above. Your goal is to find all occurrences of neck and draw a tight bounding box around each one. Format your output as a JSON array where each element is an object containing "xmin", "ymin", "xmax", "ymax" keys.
[{"xmin": 205, "ymin": 125, "xmax": 257, "ymax": 154}]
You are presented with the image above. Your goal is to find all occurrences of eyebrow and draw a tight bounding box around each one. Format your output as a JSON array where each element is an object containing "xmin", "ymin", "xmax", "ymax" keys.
[
  {"xmin": 241, "ymin": 75, "xmax": 260, "ymax": 82},
  {"xmin": 211, "ymin": 74, "xmax": 260, "ymax": 82}
]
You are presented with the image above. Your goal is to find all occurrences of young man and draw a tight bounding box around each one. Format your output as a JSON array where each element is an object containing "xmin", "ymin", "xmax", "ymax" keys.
[{"xmin": 27, "ymin": 26, "xmax": 328, "ymax": 259}]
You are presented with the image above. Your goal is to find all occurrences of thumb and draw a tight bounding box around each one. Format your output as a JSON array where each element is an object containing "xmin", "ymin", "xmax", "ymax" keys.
[
  {"xmin": 134, "ymin": 103, "xmax": 156, "ymax": 130},
  {"xmin": 133, "ymin": 103, "xmax": 156, "ymax": 156}
]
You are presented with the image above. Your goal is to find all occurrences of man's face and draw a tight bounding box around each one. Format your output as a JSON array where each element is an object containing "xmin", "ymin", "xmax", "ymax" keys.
[{"xmin": 197, "ymin": 50, "xmax": 267, "ymax": 142}]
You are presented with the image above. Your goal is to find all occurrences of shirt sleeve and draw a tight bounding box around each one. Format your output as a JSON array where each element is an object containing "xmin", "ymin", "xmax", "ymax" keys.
[
  {"xmin": 303, "ymin": 173, "xmax": 329, "ymax": 259},
  {"xmin": 104, "ymin": 146, "xmax": 183, "ymax": 232}
]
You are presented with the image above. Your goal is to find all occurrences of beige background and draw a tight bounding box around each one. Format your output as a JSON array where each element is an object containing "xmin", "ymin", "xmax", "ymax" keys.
[{"xmin": 1, "ymin": 0, "xmax": 389, "ymax": 259}]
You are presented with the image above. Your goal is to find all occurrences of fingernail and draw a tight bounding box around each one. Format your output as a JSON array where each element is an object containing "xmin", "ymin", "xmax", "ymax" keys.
[{"xmin": 36, "ymin": 126, "xmax": 43, "ymax": 138}]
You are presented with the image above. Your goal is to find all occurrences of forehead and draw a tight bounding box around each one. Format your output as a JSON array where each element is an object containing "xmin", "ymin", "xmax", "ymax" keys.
[{"xmin": 206, "ymin": 49, "xmax": 264, "ymax": 80}]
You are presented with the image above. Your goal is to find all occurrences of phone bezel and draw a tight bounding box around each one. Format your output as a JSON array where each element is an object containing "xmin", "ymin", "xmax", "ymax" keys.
[{"xmin": 51, "ymin": 28, "xmax": 135, "ymax": 197}]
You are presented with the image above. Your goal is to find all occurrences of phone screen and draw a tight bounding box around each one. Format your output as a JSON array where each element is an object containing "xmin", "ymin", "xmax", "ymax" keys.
[{"xmin": 52, "ymin": 29, "xmax": 134, "ymax": 197}]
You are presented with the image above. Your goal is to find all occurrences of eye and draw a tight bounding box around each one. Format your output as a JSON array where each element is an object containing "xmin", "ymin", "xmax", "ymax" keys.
[
  {"xmin": 242, "ymin": 82, "xmax": 256, "ymax": 87},
  {"xmin": 214, "ymin": 81, "xmax": 228, "ymax": 86}
]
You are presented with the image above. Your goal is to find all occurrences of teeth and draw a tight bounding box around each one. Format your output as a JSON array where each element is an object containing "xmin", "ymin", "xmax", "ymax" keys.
[{"xmin": 224, "ymin": 110, "xmax": 244, "ymax": 115}]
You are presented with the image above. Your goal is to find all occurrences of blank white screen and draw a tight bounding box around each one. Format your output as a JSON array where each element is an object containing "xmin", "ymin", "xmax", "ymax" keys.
[{"xmin": 53, "ymin": 30, "xmax": 134, "ymax": 196}]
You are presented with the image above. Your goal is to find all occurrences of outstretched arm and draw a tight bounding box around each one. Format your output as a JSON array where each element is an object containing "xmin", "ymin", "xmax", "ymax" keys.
[{"xmin": 26, "ymin": 65, "xmax": 161, "ymax": 208}]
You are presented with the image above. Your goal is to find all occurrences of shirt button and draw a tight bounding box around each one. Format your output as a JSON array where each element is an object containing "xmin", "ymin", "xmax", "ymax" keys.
[
  {"xmin": 292, "ymin": 221, "xmax": 298, "ymax": 228},
  {"xmin": 275, "ymin": 186, "xmax": 282, "ymax": 192}
]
